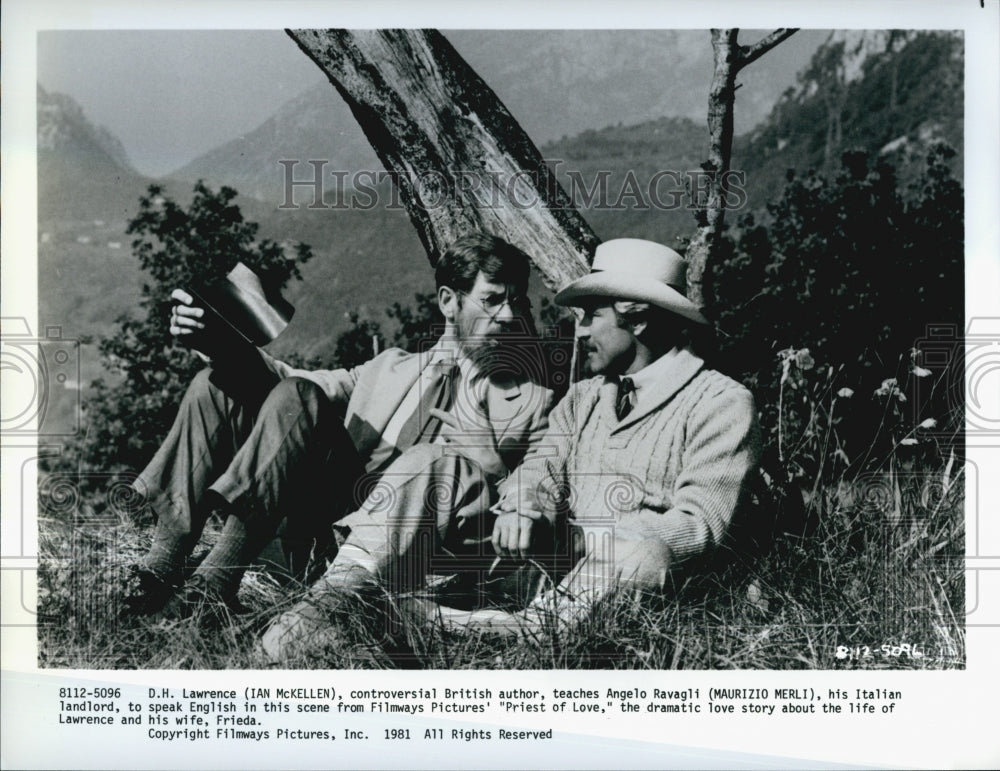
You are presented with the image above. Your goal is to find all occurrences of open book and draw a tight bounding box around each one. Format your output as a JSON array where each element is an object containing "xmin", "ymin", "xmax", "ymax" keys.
[{"xmin": 189, "ymin": 262, "xmax": 295, "ymax": 348}]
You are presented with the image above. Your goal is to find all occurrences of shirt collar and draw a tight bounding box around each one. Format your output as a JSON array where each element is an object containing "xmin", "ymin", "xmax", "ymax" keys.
[
  {"xmin": 424, "ymin": 340, "xmax": 483, "ymax": 384},
  {"xmin": 607, "ymin": 346, "xmax": 683, "ymax": 409}
]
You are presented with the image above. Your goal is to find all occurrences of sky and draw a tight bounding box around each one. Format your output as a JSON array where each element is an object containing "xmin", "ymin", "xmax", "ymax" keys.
[
  {"xmin": 36, "ymin": 28, "xmax": 828, "ymax": 178},
  {"xmin": 38, "ymin": 30, "xmax": 326, "ymax": 176}
]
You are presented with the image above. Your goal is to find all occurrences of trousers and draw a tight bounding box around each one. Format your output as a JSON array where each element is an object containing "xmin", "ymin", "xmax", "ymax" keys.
[
  {"xmin": 134, "ymin": 368, "xmax": 366, "ymax": 578},
  {"xmin": 327, "ymin": 442, "xmax": 563, "ymax": 608},
  {"xmin": 135, "ymin": 368, "xmax": 562, "ymax": 603}
]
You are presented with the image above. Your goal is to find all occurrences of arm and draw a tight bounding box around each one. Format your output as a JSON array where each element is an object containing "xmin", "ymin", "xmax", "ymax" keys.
[
  {"xmin": 492, "ymin": 383, "xmax": 586, "ymax": 558},
  {"xmin": 630, "ymin": 385, "xmax": 761, "ymax": 565},
  {"xmin": 169, "ymin": 287, "xmax": 362, "ymax": 408}
]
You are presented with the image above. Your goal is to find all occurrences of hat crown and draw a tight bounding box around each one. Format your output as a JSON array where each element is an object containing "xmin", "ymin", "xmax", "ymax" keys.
[
  {"xmin": 553, "ymin": 237, "xmax": 709, "ymax": 325},
  {"xmin": 592, "ymin": 238, "xmax": 688, "ymax": 293}
]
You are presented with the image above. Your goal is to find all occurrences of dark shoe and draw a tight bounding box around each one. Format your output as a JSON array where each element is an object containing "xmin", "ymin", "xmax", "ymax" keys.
[
  {"xmin": 122, "ymin": 564, "xmax": 182, "ymax": 616},
  {"xmin": 158, "ymin": 575, "xmax": 247, "ymax": 626}
]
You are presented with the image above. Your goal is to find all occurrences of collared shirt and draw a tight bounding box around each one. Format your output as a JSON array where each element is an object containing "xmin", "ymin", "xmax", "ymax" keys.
[
  {"xmin": 608, "ymin": 346, "xmax": 682, "ymax": 416},
  {"xmin": 370, "ymin": 342, "xmax": 486, "ymax": 469}
]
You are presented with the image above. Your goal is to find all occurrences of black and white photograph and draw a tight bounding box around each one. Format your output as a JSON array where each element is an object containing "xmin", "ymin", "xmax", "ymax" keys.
[{"xmin": 2, "ymin": 1, "xmax": 999, "ymax": 768}]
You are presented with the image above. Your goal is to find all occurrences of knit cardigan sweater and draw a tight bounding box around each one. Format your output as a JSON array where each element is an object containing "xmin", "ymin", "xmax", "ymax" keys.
[{"xmin": 499, "ymin": 347, "xmax": 761, "ymax": 565}]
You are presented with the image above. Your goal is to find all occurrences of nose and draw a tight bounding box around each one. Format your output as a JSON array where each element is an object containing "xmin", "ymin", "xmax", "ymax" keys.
[{"xmin": 492, "ymin": 299, "xmax": 516, "ymax": 324}]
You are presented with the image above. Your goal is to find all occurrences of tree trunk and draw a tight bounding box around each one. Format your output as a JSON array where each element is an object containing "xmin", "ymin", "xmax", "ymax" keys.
[
  {"xmin": 686, "ymin": 28, "xmax": 797, "ymax": 308},
  {"xmin": 685, "ymin": 29, "xmax": 739, "ymax": 308},
  {"xmin": 287, "ymin": 29, "xmax": 596, "ymax": 293}
]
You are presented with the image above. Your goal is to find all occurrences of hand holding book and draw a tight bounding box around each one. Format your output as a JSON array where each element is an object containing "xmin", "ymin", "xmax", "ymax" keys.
[
  {"xmin": 169, "ymin": 263, "xmax": 295, "ymax": 406},
  {"xmin": 169, "ymin": 262, "xmax": 295, "ymax": 361},
  {"xmin": 168, "ymin": 288, "xmax": 217, "ymax": 358}
]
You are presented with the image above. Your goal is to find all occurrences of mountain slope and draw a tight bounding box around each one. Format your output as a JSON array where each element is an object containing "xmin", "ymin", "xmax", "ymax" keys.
[
  {"xmin": 733, "ymin": 30, "xmax": 963, "ymax": 209},
  {"xmin": 169, "ymin": 82, "xmax": 380, "ymax": 204},
  {"xmin": 37, "ymin": 84, "xmax": 148, "ymax": 222},
  {"xmin": 38, "ymin": 29, "xmax": 963, "ymax": 367},
  {"xmin": 169, "ymin": 30, "xmax": 826, "ymax": 205}
]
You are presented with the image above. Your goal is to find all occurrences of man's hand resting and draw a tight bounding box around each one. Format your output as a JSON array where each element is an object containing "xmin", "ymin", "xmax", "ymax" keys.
[{"xmin": 490, "ymin": 511, "xmax": 536, "ymax": 560}]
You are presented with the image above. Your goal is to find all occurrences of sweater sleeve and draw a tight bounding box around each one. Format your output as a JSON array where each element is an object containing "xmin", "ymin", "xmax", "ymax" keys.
[
  {"xmin": 496, "ymin": 382, "xmax": 588, "ymax": 522},
  {"xmin": 630, "ymin": 384, "xmax": 761, "ymax": 564}
]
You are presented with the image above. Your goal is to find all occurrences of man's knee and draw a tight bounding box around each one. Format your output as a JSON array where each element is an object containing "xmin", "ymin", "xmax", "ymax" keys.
[
  {"xmin": 184, "ymin": 367, "xmax": 220, "ymax": 405},
  {"xmin": 254, "ymin": 376, "xmax": 333, "ymax": 432},
  {"xmin": 264, "ymin": 376, "xmax": 327, "ymax": 409},
  {"xmin": 614, "ymin": 538, "xmax": 674, "ymax": 592}
]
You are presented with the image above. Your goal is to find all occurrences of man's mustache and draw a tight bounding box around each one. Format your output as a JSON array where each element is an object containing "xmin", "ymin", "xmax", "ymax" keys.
[{"xmin": 466, "ymin": 327, "xmax": 519, "ymax": 342}]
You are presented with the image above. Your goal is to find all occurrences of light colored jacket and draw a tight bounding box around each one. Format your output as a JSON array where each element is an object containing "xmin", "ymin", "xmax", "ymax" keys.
[{"xmin": 262, "ymin": 346, "xmax": 554, "ymax": 472}]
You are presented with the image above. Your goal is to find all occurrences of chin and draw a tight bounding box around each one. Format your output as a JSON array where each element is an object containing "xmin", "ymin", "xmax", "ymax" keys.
[{"xmin": 581, "ymin": 352, "xmax": 605, "ymax": 377}]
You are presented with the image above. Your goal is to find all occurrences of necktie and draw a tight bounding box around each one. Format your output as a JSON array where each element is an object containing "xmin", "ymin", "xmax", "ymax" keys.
[
  {"xmin": 615, "ymin": 376, "xmax": 636, "ymax": 421},
  {"xmin": 396, "ymin": 360, "xmax": 458, "ymax": 450}
]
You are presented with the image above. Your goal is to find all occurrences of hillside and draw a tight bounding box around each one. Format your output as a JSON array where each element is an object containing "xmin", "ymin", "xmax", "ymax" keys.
[
  {"xmin": 733, "ymin": 30, "xmax": 963, "ymax": 211},
  {"xmin": 38, "ymin": 29, "xmax": 963, "ymax": 370},
  {"xmin": 169, "ymin": 30, "xmax": 826, "ymax": 206},
  {"xmin": 37, "ymin": 85, "xmax": 147, "ymax": 223}
]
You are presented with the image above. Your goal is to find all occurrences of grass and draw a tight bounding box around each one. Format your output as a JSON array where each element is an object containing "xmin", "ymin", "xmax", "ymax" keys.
[{"xmin": 37, "ymin": 458, "xmax": 964, "ymax": 670}]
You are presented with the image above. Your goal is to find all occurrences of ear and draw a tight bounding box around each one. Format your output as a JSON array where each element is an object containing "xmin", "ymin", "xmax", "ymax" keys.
[
  {"xmin": 630, "ymin": 319, "xmax": 648, "ymax": 338},
  {"xmin": 438, "ymin": 285, "xmax": 459, "ymax": 322}
]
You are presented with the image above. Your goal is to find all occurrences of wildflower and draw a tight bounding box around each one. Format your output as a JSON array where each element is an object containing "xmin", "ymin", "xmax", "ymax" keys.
[
  {"xmin": 912, "ymin": 366, "xmax": 932, "ymax": 378},
  {"xmin": 875, "ymin": 377, "xmax": 897, "ymax": 395},
  {"xmin": 837, "ymin": 387, "xmax": 854, "ymax": 398},
  {"xmin": 918, "ymin": 418, "xmax": 938, "ymax": 429},
  {"xmin": 778, "ymin": 347, "xmax": 814, "ymax": 388},
  {"xmin": 874, "ymin": 377, "xmax": 906, "ymax": 402},
  {"xmin": 900, "ymin": 437, "xmax": 919, "ymax": 446}
]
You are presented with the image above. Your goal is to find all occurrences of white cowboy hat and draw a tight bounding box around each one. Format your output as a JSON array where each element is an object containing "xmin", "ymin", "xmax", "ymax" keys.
[{"xmin": 554, "ymin": 238, "xmax": 709, "ymax": 325}]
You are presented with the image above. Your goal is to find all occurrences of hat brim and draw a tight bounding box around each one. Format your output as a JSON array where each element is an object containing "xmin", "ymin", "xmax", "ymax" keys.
[{"xmin": 554, "ymin": 272, "xmax": 709, "ymax": 325}]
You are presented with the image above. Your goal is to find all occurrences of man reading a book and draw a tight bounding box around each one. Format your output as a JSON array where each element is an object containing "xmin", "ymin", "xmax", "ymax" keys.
[{"xmin": 124, "ymin": 233, "xmax": 555, "ymax": 633}]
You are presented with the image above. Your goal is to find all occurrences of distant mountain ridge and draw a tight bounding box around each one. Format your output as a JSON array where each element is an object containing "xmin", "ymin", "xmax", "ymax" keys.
[
  {"xmin": 38, "ymin": 84, "xmax": 134, "ymax": 170},
  {"xmin": 168, "ymin": 30, "xmax": 827, "ymax": 205},
  {"xmin": 38, "ymin": 29, "xmax": 963, "ymax": 366},
  {"xmin": 169, "ymin": 82, "xmax": 380, "ymax": 204}
]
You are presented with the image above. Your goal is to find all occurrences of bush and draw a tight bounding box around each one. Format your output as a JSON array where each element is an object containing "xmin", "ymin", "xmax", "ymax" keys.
[
  {"xmin": 706, "ymin": 144, "xmax": 962, "ymax": 482},
  {"xmin": 52, "ymin": 182, "xmax": 313, "ymax": 487}
]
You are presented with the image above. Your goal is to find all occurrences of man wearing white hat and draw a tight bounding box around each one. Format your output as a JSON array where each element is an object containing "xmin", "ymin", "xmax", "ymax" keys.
[{"xmin": 492, "ymin": 237, "xmax": 761, "ymax": 614}]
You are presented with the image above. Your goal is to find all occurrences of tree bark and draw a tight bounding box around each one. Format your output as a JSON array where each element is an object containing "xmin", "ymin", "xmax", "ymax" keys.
[
  {"xmin": 287, "ymin": 29, "xmax": 596, "ymax": 293},
  {"xmin": 686, "ymin": 28, "xmax": 797, "ymax": 308}
]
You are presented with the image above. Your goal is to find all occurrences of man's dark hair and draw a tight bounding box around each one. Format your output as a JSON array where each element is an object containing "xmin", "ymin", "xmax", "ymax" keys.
[{"xmin": 434, "ymin": 233, "xmax": 531, "ymax": 294}]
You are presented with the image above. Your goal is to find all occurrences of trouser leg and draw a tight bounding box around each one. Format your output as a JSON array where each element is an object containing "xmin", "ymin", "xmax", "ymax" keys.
[
  {"xmin": 556, "ymin": 529, "xmax": 674, "ymax": 595},
  {"xmin": 517, "ymin": 529, "xmax": 674, "ymax": 627},
  {"xmin": 260, "ymin": 443, "xmax": 496, "ymax": 661},
  {"xmin": 135, "ymin": 368, "xmax": 364, "ymax": 588},
  {"xmin": 192, "ymin": 376, "xmax": 365, "ymax": 594},
  {"xmin": 134, "ymin": 367, "xmax": 259, "ymax": 575},
  {"xmin": 326, "ymin": 442, "xmax": 495, "ymax": 593}
]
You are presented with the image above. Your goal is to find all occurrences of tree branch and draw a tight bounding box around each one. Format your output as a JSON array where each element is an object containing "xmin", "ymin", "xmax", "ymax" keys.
[
  {"xmin": 738, "ymin": 28, "xmax": 799, "ymax": 70},
  {"xmin": 286, "ymin": 28, "xmax": 595, "ymax": 293}
]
